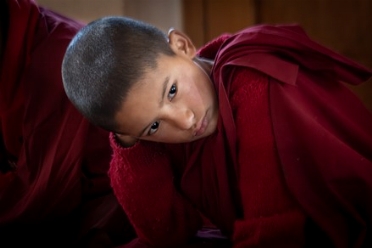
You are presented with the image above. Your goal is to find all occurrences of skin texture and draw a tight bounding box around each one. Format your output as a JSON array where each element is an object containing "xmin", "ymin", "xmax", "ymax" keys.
[{"xmin": 115, "ymin": 30, "xmax": 218, "ymax": 145}]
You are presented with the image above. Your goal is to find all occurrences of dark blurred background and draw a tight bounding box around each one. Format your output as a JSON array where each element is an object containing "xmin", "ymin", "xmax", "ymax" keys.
[{"xmin": 37, "ymin": 0, "xmax": 372, "ymax": 110}]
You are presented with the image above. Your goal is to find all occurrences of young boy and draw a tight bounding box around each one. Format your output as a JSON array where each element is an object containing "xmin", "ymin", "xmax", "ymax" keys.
[{"xmin": 62, "ymin": 16, "xmax": 372, "ymax": 247}]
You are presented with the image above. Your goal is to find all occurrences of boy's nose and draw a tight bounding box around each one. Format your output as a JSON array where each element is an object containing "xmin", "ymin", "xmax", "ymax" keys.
[{"xmin": 171, "ymin": 108, "xmax": 195, "ymax": 130}]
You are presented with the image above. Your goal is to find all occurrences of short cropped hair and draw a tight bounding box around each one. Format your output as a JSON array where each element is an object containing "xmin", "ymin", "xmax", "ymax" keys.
[{"xmin": 62, "ymin": 16, "xmax": 175, "ymax": 131}]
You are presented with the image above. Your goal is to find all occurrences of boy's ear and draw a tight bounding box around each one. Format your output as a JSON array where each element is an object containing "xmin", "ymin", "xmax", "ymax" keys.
[{"xmin": 168, "ymin": 29, "xmax": 196, "ymax": 58}]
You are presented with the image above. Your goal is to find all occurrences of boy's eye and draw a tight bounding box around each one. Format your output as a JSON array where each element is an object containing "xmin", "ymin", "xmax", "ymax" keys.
[
  {"xmin": 147, "ymin": 84, "xmax": 176, "ymax": 136},
  {"xmin": 168, "ymin": 84, "xmax": 177, "ymax": 100},
  {"xmin": 149, "ymin": 121, "xmax": 159, "ymax": 135}
]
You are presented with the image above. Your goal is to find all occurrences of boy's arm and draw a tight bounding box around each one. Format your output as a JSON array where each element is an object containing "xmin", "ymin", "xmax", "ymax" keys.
[{"xmin": 108, "ymin": 133, "xmax": 203, "ymax": 247}]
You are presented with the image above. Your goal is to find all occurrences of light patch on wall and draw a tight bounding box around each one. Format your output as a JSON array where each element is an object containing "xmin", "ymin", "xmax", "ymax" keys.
[
  {"xmin": 123, "ymin": 0, "xmax": 183, "ymax": 33},
  {"xmin": 36, "ymin": 0, "xmax": 125, "ymax": 24}
]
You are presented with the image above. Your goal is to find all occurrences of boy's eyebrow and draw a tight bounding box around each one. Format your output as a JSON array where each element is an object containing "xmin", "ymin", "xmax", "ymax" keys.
[
  {"xmin": 160, "ymin": 76, "xmax": 170, "ymax": 105},
  {"xmin": 137, "ymin": 76, "xmax": 170, "ymax": 137}
]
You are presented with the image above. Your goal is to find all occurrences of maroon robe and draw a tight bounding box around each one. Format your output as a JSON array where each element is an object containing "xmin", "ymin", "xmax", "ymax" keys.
[
  {"xmin": 0, "ymin": 0, "xmax": 134, "ymax": 246},
  {"xmin": 207, "ymin": 24, "xmax": 372, "ymax": 247}
]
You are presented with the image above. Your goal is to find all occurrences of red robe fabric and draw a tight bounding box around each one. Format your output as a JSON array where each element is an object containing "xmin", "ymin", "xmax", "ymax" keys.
[
  {"xmin": 210, "ymin": 24, "xmax": 372, "ymax": 247},
  {"xmin": 0, "ymin": 0, "xmax": 134, "ymax": 246},
  {"xmin": 109, "ymin": 24, "xmax": 372, "ymax": 248}
]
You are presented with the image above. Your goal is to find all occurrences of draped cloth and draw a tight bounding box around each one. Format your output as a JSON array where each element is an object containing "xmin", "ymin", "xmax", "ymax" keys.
[
  {"xmin": 0, "ymin": 0, "xmax": 39, "ymax": 161},
  {"xmin": 0, "ymin": 0, "xmax": 85, "ymax": 223},
  {"xmin": 0, "ymin": 1, "xmax": 134, "ymax": 246},
  {"xmin": 189, "ymin": 24, "xmax": 372, "ymax": 246}
]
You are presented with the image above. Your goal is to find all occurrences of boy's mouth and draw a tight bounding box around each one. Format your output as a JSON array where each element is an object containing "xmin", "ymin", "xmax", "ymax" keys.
[{"xmin": 194, "ymin": 114, "xmax": 208, "ymax": 137}]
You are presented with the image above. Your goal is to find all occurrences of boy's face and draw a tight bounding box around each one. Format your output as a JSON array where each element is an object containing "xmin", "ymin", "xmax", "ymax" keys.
[{"xmin": 115, "ymin": 30, "xmax": 219, "ymax": 143}]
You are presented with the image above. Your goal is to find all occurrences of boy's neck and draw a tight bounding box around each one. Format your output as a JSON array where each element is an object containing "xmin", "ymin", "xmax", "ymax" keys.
[{"xmin": 194, "ymin": 57, "xmax": 214, "ymax": 75}]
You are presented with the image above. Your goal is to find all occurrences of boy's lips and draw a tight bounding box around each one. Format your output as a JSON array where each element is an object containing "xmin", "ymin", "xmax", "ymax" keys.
[{"xmin": 194, "ymin": 115, "xmax": 208, "ymax": 137}]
